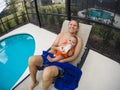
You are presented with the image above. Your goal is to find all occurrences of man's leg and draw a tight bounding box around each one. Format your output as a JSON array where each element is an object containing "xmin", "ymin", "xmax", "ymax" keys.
[
  {"xmin": 28, "ymin": 55, "xmax": 43, "ymax": 90},
  {"xmin": 42, "ymin": 66, "xmax": 59, "ymax": 90}
]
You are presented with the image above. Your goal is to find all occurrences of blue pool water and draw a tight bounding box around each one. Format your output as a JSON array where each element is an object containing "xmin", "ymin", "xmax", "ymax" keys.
[
  {"xmin": 90, "ymin": 9, "xmax": 111, "ymax": 19},
  {"xmin": 0, "ymin": 34, "xmax": 35, "ymax": 90},
  {"xmin": 82, "ymin": 9, "xmax": 111, "ymax": 19}
]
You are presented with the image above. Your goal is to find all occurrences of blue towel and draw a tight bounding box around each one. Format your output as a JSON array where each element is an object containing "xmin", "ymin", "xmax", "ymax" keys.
[
  {"xmin": 50, "ymin": 62, "xmax": 82, "ymax": 90},
  {"xmin": 37, "ymin": 51, "xmax": 54, "ymax": 70}
]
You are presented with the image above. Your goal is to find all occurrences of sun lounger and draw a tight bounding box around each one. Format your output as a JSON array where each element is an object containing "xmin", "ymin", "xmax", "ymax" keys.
[{"xmin": 34, "ymin": 20, "xmax": 92, "ymax": 90}]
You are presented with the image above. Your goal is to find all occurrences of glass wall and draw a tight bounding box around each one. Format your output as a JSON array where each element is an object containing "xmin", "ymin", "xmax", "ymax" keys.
[{"xmin": 0, "ymin": 0, "xmax": 28, "ymax": 35}]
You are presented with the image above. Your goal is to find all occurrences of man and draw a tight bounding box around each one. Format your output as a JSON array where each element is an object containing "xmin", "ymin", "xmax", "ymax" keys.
[{"xmin": 28, "ymin": 20, "xmax": 83, "ymax": 90}]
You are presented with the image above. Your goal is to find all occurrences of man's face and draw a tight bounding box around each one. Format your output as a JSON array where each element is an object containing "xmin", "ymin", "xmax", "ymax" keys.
[{"xmin": 68, "ymin": 20, "xmax": 78, "ymax": 34}]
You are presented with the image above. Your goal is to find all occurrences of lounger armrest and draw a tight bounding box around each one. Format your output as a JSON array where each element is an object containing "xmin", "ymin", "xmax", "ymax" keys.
[{"xmin": 77, "ymin": 47, "xmax": 90, "ymax": 68}]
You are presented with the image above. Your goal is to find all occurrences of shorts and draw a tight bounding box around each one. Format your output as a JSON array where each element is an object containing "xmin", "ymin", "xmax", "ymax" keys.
[
  {"xmin": 56, "ymin": 66, "xmax": 64, "ymax": 78},
  {"xmin": 37, "ymin": 64, "xmax": 64, "ymax": 79}
]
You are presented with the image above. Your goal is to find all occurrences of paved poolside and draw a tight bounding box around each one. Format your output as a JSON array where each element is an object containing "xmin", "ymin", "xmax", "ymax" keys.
[{"xmin": 1, "ymin": 23, "xmax": 120, "ymax": 90}]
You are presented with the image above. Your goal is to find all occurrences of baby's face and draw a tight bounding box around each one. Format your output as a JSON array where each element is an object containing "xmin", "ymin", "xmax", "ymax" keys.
[{"xmin": 68, "ymin": 37, "xmax": 77, "ymax": 46}]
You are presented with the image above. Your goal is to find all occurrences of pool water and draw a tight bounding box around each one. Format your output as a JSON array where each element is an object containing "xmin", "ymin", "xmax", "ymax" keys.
[
  {"xmin": 90, "ymin": 9, "xmax": 111, "ymax": 19},
  {"xmin": 0, "ymin": 34, "xmax": 35, "ymax": 90},
  {"xmin": 82, "ymin": 9, "xmax": 111, "ymax": 20}
]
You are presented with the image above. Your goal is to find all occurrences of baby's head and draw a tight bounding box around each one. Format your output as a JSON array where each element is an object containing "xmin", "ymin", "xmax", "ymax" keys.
[{"xmin": 67, "ymin": 36, "xmax": 77, "ymax": 46}]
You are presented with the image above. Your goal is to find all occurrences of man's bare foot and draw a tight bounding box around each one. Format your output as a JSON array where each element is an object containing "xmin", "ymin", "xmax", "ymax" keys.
[{"xmin": 29, "ymin": 81, "xmax": 39, "ymax": 90}]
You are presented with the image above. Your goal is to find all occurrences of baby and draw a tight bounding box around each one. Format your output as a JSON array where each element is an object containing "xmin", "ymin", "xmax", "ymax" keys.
[
  {"xmin": 47, "ymin": 36, "xmax": 78, "ymax": 62},
  {"xmin": 58, "ymin": 36, "xmax": 77, "ymax": 55}
]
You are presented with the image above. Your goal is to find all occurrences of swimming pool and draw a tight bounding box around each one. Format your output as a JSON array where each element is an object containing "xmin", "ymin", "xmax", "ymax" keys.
[
  {"xmin": 89, "ymin": 9, "xmax": 111, "ymax": 19},
  {"xmin": 78, "ymin": 8, "xmax": 112, "ymax": 21},
  {"xmin": 0, "ymin": 34, "xmax": 35, "ymax": 90}
]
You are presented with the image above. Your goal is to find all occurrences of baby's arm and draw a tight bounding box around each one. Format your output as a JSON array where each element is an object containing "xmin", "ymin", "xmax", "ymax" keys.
[
  {"xmin": 61, "ymin": 44, "xmax": 72, "ymax": 54},
  {"xmin": 49, "ymin": 45, "xmax": 60, "ymax": 54},
  {"xmin": 51, "ymin": 45, "xmax": 66, "ymax": 54}
]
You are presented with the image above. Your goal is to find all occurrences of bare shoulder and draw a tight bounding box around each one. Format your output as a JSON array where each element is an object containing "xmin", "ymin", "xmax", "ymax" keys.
[
  {"xmin": 57, "ymin": 32, "xmax": 68, "ymax": 40},
  {"xmin": 53, "ymin": 32, "xmax": 65, "ymax": 45},
  {"xmin": 57, "ymin": 32, "xmax": 64, "ymax": 37}
]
